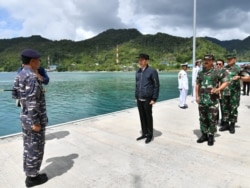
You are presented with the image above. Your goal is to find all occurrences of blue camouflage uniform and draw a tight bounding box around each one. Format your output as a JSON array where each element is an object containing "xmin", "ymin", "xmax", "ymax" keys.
[{"xmin": 12, "ymin": 66, "xmax": 48, "ymax": 177}]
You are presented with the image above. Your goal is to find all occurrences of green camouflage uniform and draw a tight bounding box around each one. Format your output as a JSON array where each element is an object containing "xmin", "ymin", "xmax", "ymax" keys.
[
  {"xmin": 221, "ymin": 64, "xmax": 241, "ymax": 124},
  {"xmin": 196, "ymin": 67, "xmax": 229, "ymax": 135}
]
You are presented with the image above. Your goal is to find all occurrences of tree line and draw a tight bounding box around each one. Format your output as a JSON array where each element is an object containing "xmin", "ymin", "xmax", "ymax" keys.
[{"xmin": 0, "ymin": 29, "xmax": 249, "ymax": 72}]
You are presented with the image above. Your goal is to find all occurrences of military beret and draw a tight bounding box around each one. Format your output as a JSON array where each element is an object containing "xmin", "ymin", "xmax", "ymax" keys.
[
  {"xmin": 136, "ymin": 53, "xmax": 150, "ymax": 60},
  {"xmin": 225, "ymin": 53, "xmax": 236, "ymax": 59},
  {"xmin": 21, "ymin": 49, "xmax": 41, "ymax": 59}
]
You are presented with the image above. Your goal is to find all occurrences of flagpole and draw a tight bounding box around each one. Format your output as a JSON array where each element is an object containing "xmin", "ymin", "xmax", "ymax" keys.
[
  {"xmin": 192, "ymin": 0, "xmax": 196, "ymax": 67},
  {"xmin": 191, "ymin": 0, "xmax": 197, "ymax": 101}
]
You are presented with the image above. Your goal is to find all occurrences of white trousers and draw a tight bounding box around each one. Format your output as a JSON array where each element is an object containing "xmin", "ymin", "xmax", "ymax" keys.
[
  {"xmin": 179, "ymin": 89, "xmax": 188, "ymax": 107},
  {"xmin": 192, "ymin": 86, "xmax": 196, "ymax": 102}
]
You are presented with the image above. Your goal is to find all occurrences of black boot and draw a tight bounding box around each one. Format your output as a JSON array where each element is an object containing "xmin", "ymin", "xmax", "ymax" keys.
[
  {"xmin": 229, "ymin": 123, "xmax": 235, "ymax": 134},
  {"xmin": 220, "ymin": 120, "xmax": 225, "ymax": 127},
  {"xmin": 208, "ymin": 134, "xmax": 214, "ymax": 146},
  {"xmin": 197, "ymin": 133, "xmax": 208, "ymax": 143},
  {"xmin": 25, "ymin": 173, "xmax": 48, "ymax": 187},
  {"xmin": 219, "ymin": 122, "xmax": 229, "ymax": 131}
]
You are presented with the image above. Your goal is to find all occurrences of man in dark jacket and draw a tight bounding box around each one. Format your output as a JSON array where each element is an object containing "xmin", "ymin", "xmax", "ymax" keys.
[{"xmin": 135, "ymin": 53, "xmax": 160, "ymax": 144}]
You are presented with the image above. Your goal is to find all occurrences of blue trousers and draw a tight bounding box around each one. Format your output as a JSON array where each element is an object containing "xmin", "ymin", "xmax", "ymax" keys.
[{"xmin": 23, "ymin": 128, "xmax": 45, "ymax": 177}]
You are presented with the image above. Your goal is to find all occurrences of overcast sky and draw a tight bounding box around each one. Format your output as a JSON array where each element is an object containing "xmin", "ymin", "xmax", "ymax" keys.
[{"xmin": 0, "ymin": 0, "xmax": 249, "ymax": 41}]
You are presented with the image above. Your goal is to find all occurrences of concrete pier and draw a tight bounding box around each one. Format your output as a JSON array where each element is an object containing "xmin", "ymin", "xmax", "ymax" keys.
[{"xmin": 0, "ymin": 96, "xmax": 250, "ymax": 188}]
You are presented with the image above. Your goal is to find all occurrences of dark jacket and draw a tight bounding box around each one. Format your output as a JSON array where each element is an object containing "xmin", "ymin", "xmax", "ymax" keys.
[
  {"xmin": 135, "ymin": 65, "xmax": 160, "ymax": 101},
  {"xmin": 37, "ymin": 67, "xmax": 50, "ymax": 85},
  {"xmin": 17, "ymin": 66, "xmax": 49, "ymax": 85}
]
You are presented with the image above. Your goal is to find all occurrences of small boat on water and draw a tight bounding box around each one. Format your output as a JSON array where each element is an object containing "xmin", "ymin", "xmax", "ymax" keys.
[
  {"xmin": 45, "ymin": 56, "xmax": 57, "ymax": 72},
  {"xmin": 45, "ymin": 65, "xmax": 57, "ymax": 72}
]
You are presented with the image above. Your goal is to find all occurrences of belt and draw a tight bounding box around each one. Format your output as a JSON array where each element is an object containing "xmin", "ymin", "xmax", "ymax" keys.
[
  {"xmin": 138, "ymin": 98, "xmax": 147, "ymax": 101},
  {"xmin": 200, "ymin": 88, "xmax": 212, "ymax": 93}
]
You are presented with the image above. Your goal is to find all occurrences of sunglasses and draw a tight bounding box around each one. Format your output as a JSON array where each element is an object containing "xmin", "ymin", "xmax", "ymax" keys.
[{"xmin": 216, "ymin": 63, "xmax": 222, "ymax": 66}]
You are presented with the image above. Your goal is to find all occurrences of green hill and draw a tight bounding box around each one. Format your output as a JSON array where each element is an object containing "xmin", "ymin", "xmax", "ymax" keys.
[
  {"xmin": 205, "ymin": 36, "xmax": 250, "ymax": 61},
  {"xmin": 0, "ymin": 28, "xmax": 248, "ymax": 72}
]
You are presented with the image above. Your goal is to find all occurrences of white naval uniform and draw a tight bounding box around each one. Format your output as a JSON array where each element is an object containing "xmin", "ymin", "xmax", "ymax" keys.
[{"xmin": 178, "ymin": 69, "xmax": 189, "ymax": 107}]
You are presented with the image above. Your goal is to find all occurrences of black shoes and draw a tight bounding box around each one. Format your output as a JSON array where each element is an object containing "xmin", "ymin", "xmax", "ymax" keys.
[
  {"xmin": 136, "ymin": 135, "xmax": 147, "ymax": 141},
  {"xmin": 197, "ymin": 133, "xmax": 214, "ymax": 146},
  {"xmin": 219, "ymin": 121, "xmax": 229, "ymax": 132},
  {"xmin": 179, "ymin": 106, "xmax": 187, "ymax": 109},
  {"xmin": 179, "ymin": 104, "xmax": 188, "ymax": 109},
  {"xmin": 219, "ymin": 122, "xmax": 236, "ymax": 134},
  {"xmin": 219, "ymin": 126, "xmax": 229, "ymax": 131},
  {"xmin": 229, "ymin": 123, "xmax": 235, "ymax": 134},
  {"xmin": 145, "ymin": 136, "xmax": 153, "ymax": 144},
  {"xmin": 25, "ymin": 173, "xmax": 48, "ymax": 187},
  {"xmin": 208, "ymin": 134, "xmax": 214, "ymax": 146},
  {"xmin": 136, "ymin": 135, "xmax": 153, "ymax": 144},
  {"xmin": 197, "ymin": 133, "xmax": 208, "ymax": 143}
]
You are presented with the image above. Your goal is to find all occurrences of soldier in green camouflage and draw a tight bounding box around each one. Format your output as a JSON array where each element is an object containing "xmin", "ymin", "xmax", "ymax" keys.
[
  {"xmin": 219, "ymin": 53, "xmax": 241, "ymax": 134},
  {"xmin": 196, "ymin": 54, "xmax": 229, "ymax": 146}
]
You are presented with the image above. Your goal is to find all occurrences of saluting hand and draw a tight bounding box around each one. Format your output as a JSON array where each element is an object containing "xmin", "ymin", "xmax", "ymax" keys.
[{"xmin": 36, "ymin": 73, "xmax": 44, "ymax": 82}]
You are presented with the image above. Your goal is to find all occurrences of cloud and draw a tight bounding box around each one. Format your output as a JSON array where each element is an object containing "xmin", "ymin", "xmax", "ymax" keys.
[{"xmin": 0, "ymin": 0, "xmax": 249, "ymax": 41}]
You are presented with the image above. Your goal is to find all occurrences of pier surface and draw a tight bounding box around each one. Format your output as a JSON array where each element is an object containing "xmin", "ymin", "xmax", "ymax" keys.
[{"xmin": 1, "ymin": 96, "xmax": 250, "ymax": 188}]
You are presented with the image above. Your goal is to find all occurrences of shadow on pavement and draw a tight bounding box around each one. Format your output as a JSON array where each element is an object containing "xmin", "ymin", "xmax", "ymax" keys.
[
  {"xmin": 46, "ymin": 131, "xmax": 70, "ymax": 141},
  {"xmin": 41, "ymin": 153, "xmax": 79, "ymax": 180}
]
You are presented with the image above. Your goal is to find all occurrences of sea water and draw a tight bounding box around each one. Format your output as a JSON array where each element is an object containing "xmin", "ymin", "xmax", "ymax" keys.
[{"xmin": 0, "ymin": 72, "xmax": 191, "ymax": 136}]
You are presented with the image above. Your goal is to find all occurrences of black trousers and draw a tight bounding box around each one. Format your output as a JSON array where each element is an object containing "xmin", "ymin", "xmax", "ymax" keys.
[
  {"xmin": 243, "ymin": 82, "xmax": 250, "ymax": 95},
  {"xmin": 137, "ymin": 100, "xmax": 153, "ymax": 137}
]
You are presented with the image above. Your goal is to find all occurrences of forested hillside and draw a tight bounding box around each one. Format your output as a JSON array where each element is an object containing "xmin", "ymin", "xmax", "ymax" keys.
[{"xmin": 0, "ymin": 28, "xmax": 249, "ymax": 72}]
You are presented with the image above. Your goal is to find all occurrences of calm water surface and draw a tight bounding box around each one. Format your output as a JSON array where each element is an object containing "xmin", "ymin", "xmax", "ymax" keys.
[{"xmin": 0, "ymin": 72, "xmax": 191, "ymax": 136}]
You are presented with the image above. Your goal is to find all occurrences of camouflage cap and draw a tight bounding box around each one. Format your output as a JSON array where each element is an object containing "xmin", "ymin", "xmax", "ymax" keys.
[
  {"xmin": 225, "ymin": 53, "xmax": 236, "ymax": 59},
  {"xmin": 203, "ymin": 54, "xmax": 215, "ymax": 60}
]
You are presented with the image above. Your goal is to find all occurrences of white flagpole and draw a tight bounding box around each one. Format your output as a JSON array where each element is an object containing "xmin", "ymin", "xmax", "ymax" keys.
[
  {"xmin": 191, "ymin": 0, "xmax": 197, "ymax": 101},
  {"xmin": 192, "ymin": 0, "xmax": 197, "ymax": 68}
]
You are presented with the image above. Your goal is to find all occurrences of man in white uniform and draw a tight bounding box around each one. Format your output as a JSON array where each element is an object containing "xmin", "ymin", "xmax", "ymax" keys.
[
  {"xmin": 191, "ymin": 59, "xmax": 202, "ymax": 103},
  {"xmin": 178, "ymin": 63, "xmax": 189, "ymax": 109}
]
